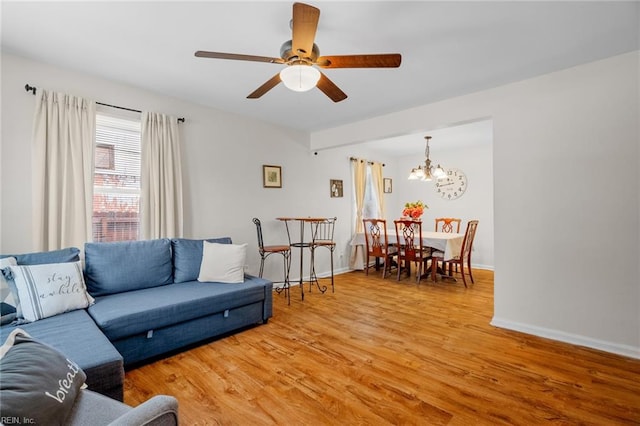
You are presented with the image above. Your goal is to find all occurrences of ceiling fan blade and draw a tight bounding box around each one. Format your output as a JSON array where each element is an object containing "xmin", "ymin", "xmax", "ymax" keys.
[
  {"xmin": 316, "ymin": 54, "xmax": 402, "ymax": 68},
  {"xmin": 316, "ymin": 72, "xmax": 347, "ymax": 103},
  {"xmin": 195, "ymin": 51, "xmax": 284, "ymax": 64},
  {"xmin": 247, "ymin": 73, "xmax": 282, "ymax": 99},
  {"xmin": 292, "ymin": 3, "xmax": 320, "ymax": 60}
]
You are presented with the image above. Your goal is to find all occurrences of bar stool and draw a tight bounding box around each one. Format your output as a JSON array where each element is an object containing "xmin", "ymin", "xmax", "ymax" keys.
[
  {"xmin": 308, "ymin": 217, "xmax": 337, "ymax": 293},
  {"xmin": 252, "ymin": 218, "xmax": 292, "ymax": 304}
]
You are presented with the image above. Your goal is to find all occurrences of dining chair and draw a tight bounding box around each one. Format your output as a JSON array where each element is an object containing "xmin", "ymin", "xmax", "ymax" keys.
[
  {"xmin": 393, "ymin": 219, "xmax": 432, "ymax": 284},
  {"xmin": 434, "ymin": 217, "xmax": 462, "ymax": 272},
  {"xmin": 435, "ymin": 217, "xmax": 462, "ymax": 233},
  {"xmin": 363, "ymin": 218, "xmax": 398, "ymax": 279},
  {"xmin": 309, "ymin": 217, "xmax": 337, "ymax": 293},
  {"xmin": 434, "ymin": 220, "xmax": 479, "ymax": 287},
  {"xmin": 252, "ymin": 218, "xmax": 292, "ymax": 304}
]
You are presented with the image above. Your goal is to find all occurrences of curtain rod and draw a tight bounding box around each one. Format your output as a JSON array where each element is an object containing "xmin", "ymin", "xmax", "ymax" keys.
[
  {"xmin": 349, "ymin": 157, "xmax": 385, "ymax": 167},
  {"xmin": 25, "ymin": 84, "xmax": 185, "ymax": 123}
]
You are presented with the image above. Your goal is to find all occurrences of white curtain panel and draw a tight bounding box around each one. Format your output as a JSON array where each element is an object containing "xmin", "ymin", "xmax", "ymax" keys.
[
  {"xmin": 370, "ymin": 162, "xmax": 385, "ymax": 219},
  {"xmin": 140, "ymin": 112, "xmax": 184, "ymax": 240},
  {"xmin": 32, "ymin": 90, "xmax": 95, "ymax": 251},
  {"xmin": 349, "ymin": 159, "xmax": 367, "ymax": 269}
]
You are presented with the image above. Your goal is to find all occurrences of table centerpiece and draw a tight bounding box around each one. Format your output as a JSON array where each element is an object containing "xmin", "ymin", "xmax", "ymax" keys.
[{"xmin": 402, "ymin": 200, "xmax": 427, "ymax": 220}]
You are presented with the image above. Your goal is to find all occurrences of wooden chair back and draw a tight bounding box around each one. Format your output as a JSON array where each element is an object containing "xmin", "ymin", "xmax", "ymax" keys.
[
  {"xmin": 363, "ymin": 218, "xmax": 390, "ymax": 257},
  {"xmin": 444, "ymin": 220, "xmax": 479, "ymax": 287},
  {"xmin": 461, "ymin": 220, "xmax": 479, "ymax": 260},
  {"xmin": 435, "ymin": 217, "xmax": 462, "ymax": 233},
  {"xmin": 394, "ymin": 219, "xmax": 427, "ymax": 262}
]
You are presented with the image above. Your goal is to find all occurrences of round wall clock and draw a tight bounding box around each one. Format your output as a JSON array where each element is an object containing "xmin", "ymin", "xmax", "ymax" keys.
[{"xmin": 435, "ymin": 168, "xmax": 467, "ymax": 200}]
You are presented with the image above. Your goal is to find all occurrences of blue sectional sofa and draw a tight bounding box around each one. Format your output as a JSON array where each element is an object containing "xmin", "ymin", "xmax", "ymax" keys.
[{"xmin": 1, "ymin": 238, "xmax": 273, "ymax": 401}]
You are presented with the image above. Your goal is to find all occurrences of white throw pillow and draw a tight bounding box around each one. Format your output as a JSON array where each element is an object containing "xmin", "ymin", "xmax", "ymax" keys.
[
  {"xmin": 198, "ymin": 242, "xmax": 247, "ymax": 284},
  {"xmin": 6, "ymin": 261, "xmax": 95, "ymax": 322}
]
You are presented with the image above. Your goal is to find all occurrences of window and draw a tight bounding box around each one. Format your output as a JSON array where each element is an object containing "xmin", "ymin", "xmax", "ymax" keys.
[
  {"xmin": 92, "ymin": 113, "xmax": 141, "ymax": 242},
  {"xmin": 362, "ymin": 165, "xmax": 381, "ymax": 219}
]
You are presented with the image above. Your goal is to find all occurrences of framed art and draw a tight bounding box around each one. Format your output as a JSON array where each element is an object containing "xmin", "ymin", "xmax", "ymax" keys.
[
  {"xmin": 383, "ymin": 178, "xmax": 393, "ymax": 193},
  {"xmin": 263, "ymin": 165, "xmax": 282, "ymax": 188},
  {"xmin": 330, "ymin": 179, "xmax": 343, "ymax": 197}
]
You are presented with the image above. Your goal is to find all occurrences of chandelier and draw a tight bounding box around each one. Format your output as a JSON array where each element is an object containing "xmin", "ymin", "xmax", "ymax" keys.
[{"xmin": 408, "ymin": 136, "xmax": 446, "ymax": 181}]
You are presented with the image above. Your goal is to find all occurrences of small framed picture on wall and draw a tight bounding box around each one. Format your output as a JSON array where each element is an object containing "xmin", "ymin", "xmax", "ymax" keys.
[
  {"xmin": 383, "ymin": 178, "xmax": 393, "ymax": 193},
  {"xmin": 330, "ymin": 179, "xmax": 343, "ymax": 197},
  {"xmin": 263, "ymin": 165, "xmax": 282, "ymax": 188}
]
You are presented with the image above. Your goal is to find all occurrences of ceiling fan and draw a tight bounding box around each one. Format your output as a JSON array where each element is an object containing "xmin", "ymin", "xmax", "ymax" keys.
[{"xmin": 194, "ymin": 2, "xmax": 402, "ymax": 103}]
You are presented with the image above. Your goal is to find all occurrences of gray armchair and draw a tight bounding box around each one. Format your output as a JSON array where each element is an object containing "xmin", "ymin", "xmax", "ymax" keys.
[{"xmin": 66, "ymin": 389, "xmax": 178, "ymax": 426}]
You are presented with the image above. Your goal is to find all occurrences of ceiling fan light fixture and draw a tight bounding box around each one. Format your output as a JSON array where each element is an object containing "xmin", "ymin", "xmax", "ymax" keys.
[{"xmin": 279, "ymin": 64, "xmax": 321, "ymax": 92}]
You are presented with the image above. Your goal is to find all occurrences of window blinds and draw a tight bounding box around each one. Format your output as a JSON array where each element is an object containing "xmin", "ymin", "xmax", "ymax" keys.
[{"xmin": 92, "ymin": 114, "xmax": 141, "ymax": 242}]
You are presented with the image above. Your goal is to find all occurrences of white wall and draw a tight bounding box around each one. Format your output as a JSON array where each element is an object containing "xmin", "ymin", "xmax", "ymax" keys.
[
  {"xmin": 0, "ymin": 53, "xmax": 386, "ymax": 285},
  {"xmin": 311, "ymin": 51, "xmax": 640, "ymax": 358}
]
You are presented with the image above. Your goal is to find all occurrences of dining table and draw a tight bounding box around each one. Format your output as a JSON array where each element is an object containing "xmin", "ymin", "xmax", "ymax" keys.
[
  {"xmin": 351, "ymin": 229, "xmax": 464, "ymax": 281},
  {"xmin": 276, "ymin": 217, "xmax": 330, "ymax": 300}
]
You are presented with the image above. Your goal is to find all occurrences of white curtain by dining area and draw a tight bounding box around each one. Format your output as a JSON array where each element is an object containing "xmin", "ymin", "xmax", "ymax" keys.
[
  {"xmin": 370, "ymin": 161, "xmax": 385, "ymax": 219},
  {"xmin": 349, "ymin": 158, "xmax": 367, "ymax": 269},
  {"xmin": 140, "ymin": 112, "xmax": 184, "ymax": 239},
  {"xmin": 32, "ymin": 90, "xmax": 95, "ymax": 251}
]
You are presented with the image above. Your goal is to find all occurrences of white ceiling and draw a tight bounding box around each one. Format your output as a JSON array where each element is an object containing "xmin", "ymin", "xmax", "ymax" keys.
[{"xmin": 2, "ymin": 1, "xmax": 638, "ymax": 134}]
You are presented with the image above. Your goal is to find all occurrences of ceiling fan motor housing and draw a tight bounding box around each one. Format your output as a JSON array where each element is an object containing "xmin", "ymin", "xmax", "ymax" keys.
[{"xmin": 280, "ymin": 40, "xmax": 320, "ymax": 64}]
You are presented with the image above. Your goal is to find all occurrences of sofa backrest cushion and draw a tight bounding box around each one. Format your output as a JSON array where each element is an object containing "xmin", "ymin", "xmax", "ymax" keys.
[
  {"xmin": 171, "ymin": 237, "xmax": 232, "ymax": 283},
  {"xmin": 0, "ymin": 247, "xmax": 81, "ymax": 265},
  {"xmin": 85, "ymin": 239, "xmax": 173, "ymax": 296}
]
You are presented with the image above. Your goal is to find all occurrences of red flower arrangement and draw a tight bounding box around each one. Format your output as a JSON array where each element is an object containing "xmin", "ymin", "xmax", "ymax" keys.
[{"xmin": 402, "ymin": 200, "xmax": 427, "ymax": 220}]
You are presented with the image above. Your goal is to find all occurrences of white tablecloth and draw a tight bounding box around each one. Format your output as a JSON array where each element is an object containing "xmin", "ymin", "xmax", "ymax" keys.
[{"xmin": 351, "ymin": 230, "xmax": 464, "ymax": 261}]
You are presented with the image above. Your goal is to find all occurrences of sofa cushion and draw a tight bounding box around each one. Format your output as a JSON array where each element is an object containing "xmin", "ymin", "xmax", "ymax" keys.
[
  {"xmin": 0, "ymin": 309, "xmax": 124, "ymax": 400},
  {"xmin": 171, "ymin": 237, "xmax": 232, "ymax": 283},
  {"xmin": 6, "ymin": 261, "xmax": 94, "ymax": 322},
  {"xmin": 85, "ymin": 239, "xmax": 173, "ymax": 297},
  {"xmin": 88, "ymin": 276, "xmax": 269, "ymax": 341},
  {"xmin": 198, "ymin": 242, "xmax": 247, "ymax": 284},
  {"xmin": 0, "ymin": 329, "xmax": 87, "ymax": 426},
  {"xmin": 0, "ymin": 247, "xmax": 81, "ymax": 265}
]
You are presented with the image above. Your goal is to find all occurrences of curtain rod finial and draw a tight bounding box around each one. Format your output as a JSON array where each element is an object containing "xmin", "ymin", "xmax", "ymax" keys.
[{"xmin": 25, "ymin": 84, "xmax": 36, "ymax": 95}]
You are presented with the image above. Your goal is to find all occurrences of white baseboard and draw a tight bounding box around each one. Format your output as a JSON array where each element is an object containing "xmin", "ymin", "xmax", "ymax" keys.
[
  {"xmin": 491, "ymin": 317, "xmax": 640, "ymax": 360},
  {"xmin": 471, "ymin": 263, "xmax": 493, "ymax": 271}
]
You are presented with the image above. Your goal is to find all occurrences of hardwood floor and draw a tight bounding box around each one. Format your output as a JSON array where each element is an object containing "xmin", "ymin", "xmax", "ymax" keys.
[{"xmin": 124, "ymin": 270, "xmax": 640, "ymax": 425}]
